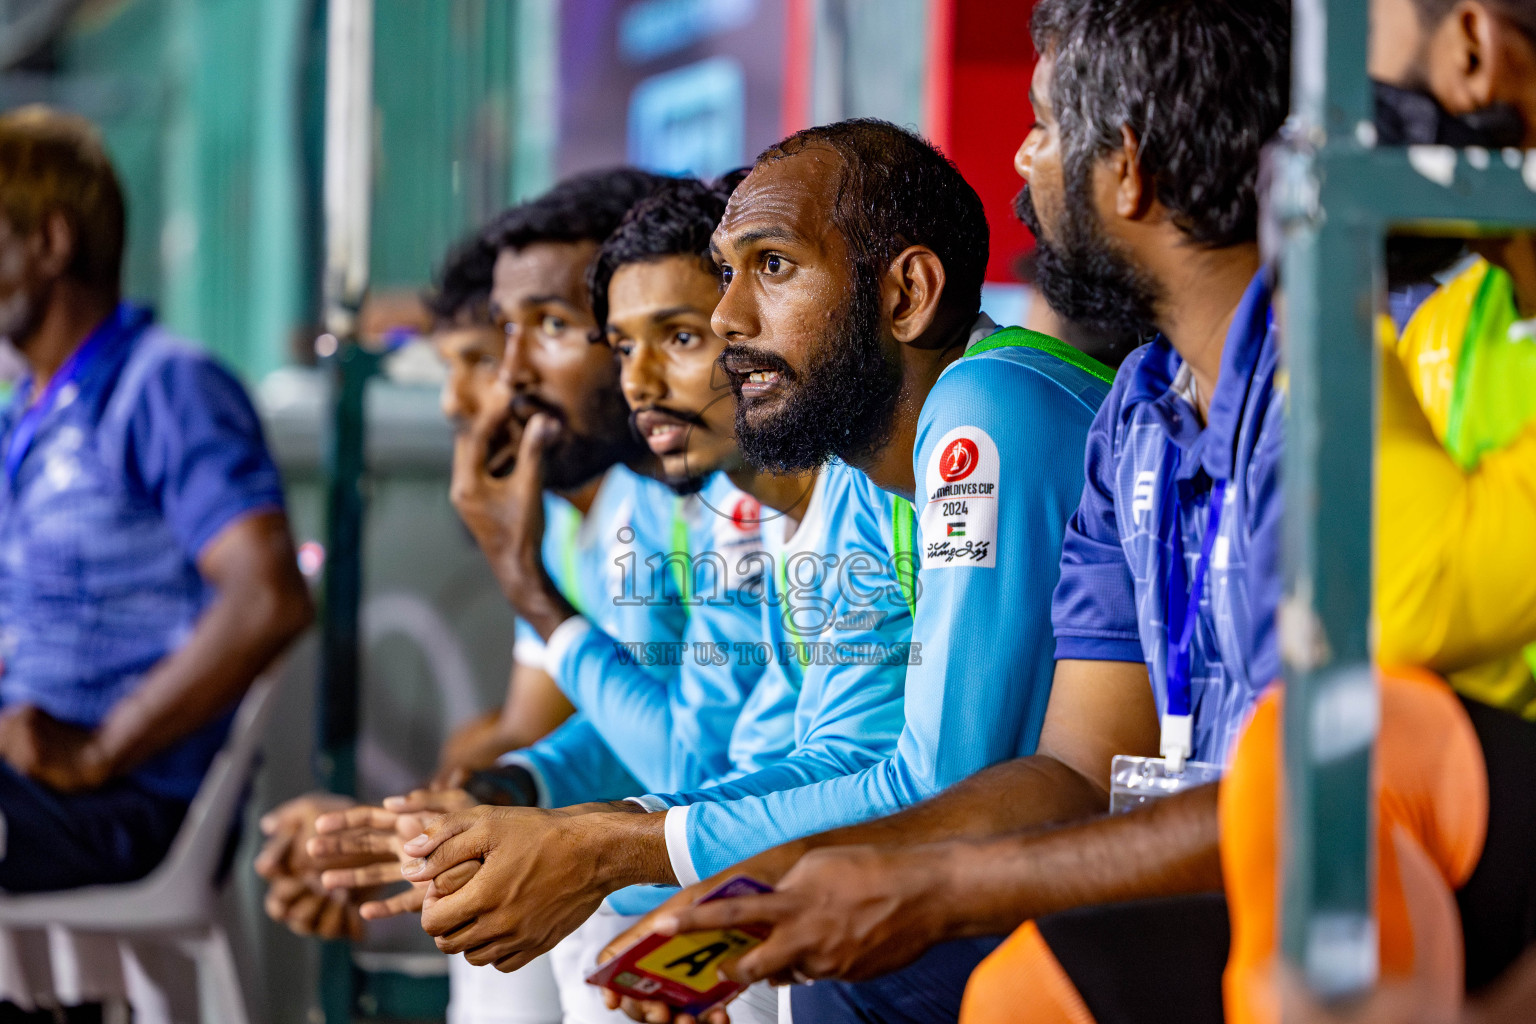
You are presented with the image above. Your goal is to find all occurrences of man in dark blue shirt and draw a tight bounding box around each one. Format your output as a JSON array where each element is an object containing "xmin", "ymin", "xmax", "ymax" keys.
[{"xmin": 0, "ymin": 106, "xmax": 312, "ymax": 891}]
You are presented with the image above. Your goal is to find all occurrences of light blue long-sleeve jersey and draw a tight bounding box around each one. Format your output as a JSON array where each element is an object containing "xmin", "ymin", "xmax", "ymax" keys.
[
  {"xmin": 645, "ymin": 325, "xmax": 1110, "ymax": 883},
  {"xmin": 712, "ymin": 461, "xmax": 912, "ymax": 796},
  {"xmin": 527, "ymin": 472, "xmax": 772, "ymax": 800},
  {"xmin": 611, "ymin": 459, "xmax": 912, "ymax": 912},
  {"xmin": 503, "ymin": 466, "xmax": 691, "ymax": 806}
]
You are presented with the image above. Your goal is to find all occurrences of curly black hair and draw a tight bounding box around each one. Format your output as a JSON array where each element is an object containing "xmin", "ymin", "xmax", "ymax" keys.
[
  {"xmin": 1031, "ymin": 0, "xmax": 1290, "ymax": 250},
  {"xmin": 587, "ymin": 176, "xmax": 731, "ymax": 331},
  {"xmin": 755, "ymin": 119, "xmax": 989, "ymax": 318},
  {"xmin": 422, "ymin": 229, "xmax": 496, "ymax": 325},
  {"xmin": 425, "ymin": 167, "xmax": 673, "ymax": 328},
  {"xmin": 485, "ymin": 166, "xmax": 673, "ymax": 254}
]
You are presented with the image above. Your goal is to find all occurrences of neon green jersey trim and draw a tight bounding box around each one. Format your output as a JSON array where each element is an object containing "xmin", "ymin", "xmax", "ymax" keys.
[{"xmin": 964, "ymin": 326, "xmax": 1115, "ymax": 385}]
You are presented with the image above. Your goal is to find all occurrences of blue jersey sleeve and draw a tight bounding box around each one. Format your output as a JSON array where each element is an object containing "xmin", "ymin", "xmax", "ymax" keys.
[
  {"xmin": 510, "ymin": 714, "xmax": 643, "ymax": 806},
  {"xmin": 1051, "ymin": 352, "xmax": 1147, "ymax": 663},
  {"xmin": 548, "ymin": 591, "xmax": 764, "ymax": 794},
  {"xmin": 655, "ymin": 354, "xmax": 1105, "ymax": 879},
  {"xmin": 665, "ymin": 468, "xmax": 910, "ymax": 802},
  {"xmin": 1244, "ymin": 385, "xmax": 1286, "ymax": 689},
  {"xmin": 540, "ymin": 474, "xmax": 768, "ymax": 797},
  {"xmin": 127, "ymin": 346, "xmax": 287, "ymax": 558}
]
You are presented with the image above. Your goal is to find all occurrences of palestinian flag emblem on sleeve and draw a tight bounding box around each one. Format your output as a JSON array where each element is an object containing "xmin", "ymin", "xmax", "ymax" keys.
[{"xmin": 947, "ymin": 521, "xmax": 966, "ymax": 537}]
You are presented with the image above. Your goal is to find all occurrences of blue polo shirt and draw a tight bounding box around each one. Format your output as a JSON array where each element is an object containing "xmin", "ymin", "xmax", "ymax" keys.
[
  {"xmin": 0, "ymin": 306, "xmax": 288, "ymax": 800},
  {"xmin": 1051, "ymin": 272, "xmax": 1284, "ymax": 766}
]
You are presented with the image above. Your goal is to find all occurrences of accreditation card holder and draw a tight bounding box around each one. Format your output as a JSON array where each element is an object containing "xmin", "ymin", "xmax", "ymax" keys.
[
  {"xmin": 1109, "ymin": 754, "xmax": 1223, "ymax": 814},
  {"xmin": 586, "ymin": 876, "xmax": 773, "ymax": 1015}
]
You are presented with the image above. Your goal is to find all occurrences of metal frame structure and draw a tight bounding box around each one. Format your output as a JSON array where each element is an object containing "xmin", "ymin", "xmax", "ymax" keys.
[
  {"xmin": 318, "ymin": 0, "xmax": 385, "ymax": 1020},
  {"xmin": 1274, "ymin": 0, "xmax": 1536, "ymax": 1000},
  {"xmin": 312, "ymin": 1, "xmax": 554, "ymax": 1018}
]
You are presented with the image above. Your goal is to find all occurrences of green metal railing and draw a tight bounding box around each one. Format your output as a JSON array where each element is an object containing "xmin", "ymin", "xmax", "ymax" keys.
[{"xmin": 1274, "ymin": 0, "xmax": 1536, "ymax": 1001}]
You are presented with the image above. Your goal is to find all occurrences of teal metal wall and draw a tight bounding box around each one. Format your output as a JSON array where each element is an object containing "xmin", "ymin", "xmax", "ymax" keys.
[
  {"xmin": 34, "ymin": 0, "xmax": 556, "ymax": 382},
  {"xmin": 371, "ymin": 0, "xmax": 555, "ymax": 289}
]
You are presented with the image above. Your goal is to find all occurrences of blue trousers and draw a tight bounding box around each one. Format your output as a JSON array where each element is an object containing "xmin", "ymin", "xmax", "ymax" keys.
[
  {"xmin": 789, "ymin": 936, "xmax": 1004, "ymax": 1024},
  {"xmin": 0, "ymin": 763, "xmax": 187, "ymax": 892}
]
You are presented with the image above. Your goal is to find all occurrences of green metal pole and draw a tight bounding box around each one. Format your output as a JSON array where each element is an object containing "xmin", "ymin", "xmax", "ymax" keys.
[
  {"xmin": 1275, "ymin": 198, "xmax": 1382, "ymax": 997},
  {"xmin": 1276, "ymin": 0, "xmax": 1380, "ymax": 1002},
  {"xmin": 317, "ymin": 336, "xmax": 378, "ymax": 1024},
  {"xmin": 318, "ymin": 0, "xmax": 374, "ymax": 1020}
]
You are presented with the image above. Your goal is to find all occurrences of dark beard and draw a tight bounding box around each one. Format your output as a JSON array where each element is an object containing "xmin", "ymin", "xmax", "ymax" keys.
[
  {"xmin": 1014, "ymin": 183, "xmax": 1161, "ymax": 338},
  {"xmin": 508, "ymin": 389, "xmax": 645, "ymax": 492},
  {"xmin": 661, "ymin": 473, "xmax": 708, "ymax": 497},
  {"xmin": 724, "ymin": 268, "xmax": 901, "ymax": 473}
]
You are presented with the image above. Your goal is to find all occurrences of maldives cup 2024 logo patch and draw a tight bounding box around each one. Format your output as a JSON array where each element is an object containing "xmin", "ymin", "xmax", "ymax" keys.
[{"xmin": 922, "ymin": 427, "xmax": 999, "ymax": 568}]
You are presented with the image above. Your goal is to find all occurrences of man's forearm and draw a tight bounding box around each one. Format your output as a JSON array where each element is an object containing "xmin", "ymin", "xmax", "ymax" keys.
[
  {"xmin": 572, "ymin": 807, "xmax": 677, "ymax": 889},
  {"xmin": 798, "ymin": 752, "xmax": 1108, "ymax": 855},
  {"xmin": 922, "ymin": 781, "xmax": 1223, "ymax": 940},
  {"xmin": 96, "ymin": 593, "xmax": 299, "ymax": 773},
  {"xmin": 94, "ymin": 516, "xmax": 312, "ymax": 775},
  {"xmin": 482, "ymin": 542, "xmax": 577, "ymax": 641}
]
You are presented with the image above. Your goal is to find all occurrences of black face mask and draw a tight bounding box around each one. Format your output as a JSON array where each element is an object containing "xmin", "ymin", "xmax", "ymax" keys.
[
  {"xmin": 1373, "ymin": 80, "xmax": 1525, "ymax": 147},
  {"xmin": 1373, "ymin": 81, "xmax": 1525, "ymax": 286}
]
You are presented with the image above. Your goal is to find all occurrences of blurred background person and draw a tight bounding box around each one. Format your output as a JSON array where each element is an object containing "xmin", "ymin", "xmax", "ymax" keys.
[{"xmin": 0, "ymin": 104, "xmax": 312, "ymax": 1019}]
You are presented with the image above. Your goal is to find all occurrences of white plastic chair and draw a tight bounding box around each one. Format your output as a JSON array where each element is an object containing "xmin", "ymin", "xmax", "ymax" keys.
[{"xmin": 0, "ymin": 676, "xmax": 282, "ymax": 1023}]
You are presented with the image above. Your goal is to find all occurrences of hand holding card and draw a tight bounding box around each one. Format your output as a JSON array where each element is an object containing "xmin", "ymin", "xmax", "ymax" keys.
[{"xmin": 586, "ymin": 876, "xmax": 773, "ymax": 1016}]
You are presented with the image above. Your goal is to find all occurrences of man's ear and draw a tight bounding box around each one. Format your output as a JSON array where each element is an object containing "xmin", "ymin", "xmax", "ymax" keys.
[
  {"xmin": 1106, "ymin": 124, "xmax": 1153, "ymax": 221},
  {"xmin": 36, "ymin": 211, "xmax": 75, "ymax": 281},
  {"xmin": 1429, "ymin": 1, "xmax": 1500, "ymax": 112},
  {"xmin": 884, "ymin": 245, "xmax": 947, "ymax": 345}
]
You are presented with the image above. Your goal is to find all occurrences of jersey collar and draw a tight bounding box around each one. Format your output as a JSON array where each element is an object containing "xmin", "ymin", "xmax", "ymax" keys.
[{"xmin": 1126, "ymin": 270, "xmax": 1275, "ymax": 484}]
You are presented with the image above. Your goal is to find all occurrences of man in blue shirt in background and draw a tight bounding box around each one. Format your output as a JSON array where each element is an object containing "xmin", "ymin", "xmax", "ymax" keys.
[{"xmin": 0, "ymin": 106, "xmax": 312, "ymax": 892}]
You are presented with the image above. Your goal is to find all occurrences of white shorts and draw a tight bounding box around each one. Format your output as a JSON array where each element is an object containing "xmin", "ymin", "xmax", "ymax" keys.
[
  {"xmin": 448, "ymin": 952, "xmax": 562, "ymax": 1024},
  {"xmin": 727, "ymin": 981, "xmax": 780, "ymax": 1024},
  {"xmin": 547, "ymin": 905, "xmax": 643, "ymax": 1024}
]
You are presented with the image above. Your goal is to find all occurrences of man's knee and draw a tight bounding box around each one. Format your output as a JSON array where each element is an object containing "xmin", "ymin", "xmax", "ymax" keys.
[
  {"xmin": 0, "ymin": 767, "xmax": 184, "ymax": 893},
  {"xmin": 961, "ymin": 921, "xmax": 1095, "ymax": 1024}
]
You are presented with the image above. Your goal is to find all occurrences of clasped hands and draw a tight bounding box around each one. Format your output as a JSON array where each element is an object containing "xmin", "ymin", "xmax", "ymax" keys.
[
  {"xmin": 264, "ymin": 787, "xmax": 960, "ymax": 1024},
  {"xmin": 268, "ymin": 786, "xmax": 634, "ymax": 974},
  {"xmin": 0, "ymin": 703, "xmax": 113, "ymax": 793}
]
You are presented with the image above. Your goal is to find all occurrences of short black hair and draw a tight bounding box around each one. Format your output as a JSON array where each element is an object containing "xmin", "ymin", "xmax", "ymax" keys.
[
  {"xmin": 423, "ymin": 230, "xmax": 495, "ymax": 325},
  {"xmin": 755, "ymin": 119, "xmax": 990, "ymax": 318},
  {"xmin": 588, "ymin": 177, "xmax": 730, "ymax": 331},
  {"xmin": 1032, "ymin": 0, "xmax": 1290, "ymax": 249},
  {"xmin": 0, "ymin": 106, "xmax": 125, "ymax": 290},
  {"xmin": 1410, "ymin": 0, "xmax": 1536, "ymax": 39},
  {"xmin": 1409, "ymin": 0, "xmax": 1460, "ymax": 23},
  {"xmin": 484, "ymin": 167, "xmax": 673, "ymax": 254}
]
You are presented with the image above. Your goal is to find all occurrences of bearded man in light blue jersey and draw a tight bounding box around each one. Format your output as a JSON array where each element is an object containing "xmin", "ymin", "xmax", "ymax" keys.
[
  {"xmin": 607, "ymin": 4, "xmax": 1291, "ymax": 1022},
  {"xmin": 400, "ymin": 122, "xmax": 1112, "ymax": 1022}
]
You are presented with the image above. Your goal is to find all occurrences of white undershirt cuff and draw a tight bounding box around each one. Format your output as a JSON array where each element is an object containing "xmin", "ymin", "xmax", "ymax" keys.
[
  {"xmin": 663, "ymin": 805, "xmax": 700, "ymax": 886},
  {"xmin": 543, "ymin": 615, "xmax": 592, "ymax": 679}
]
